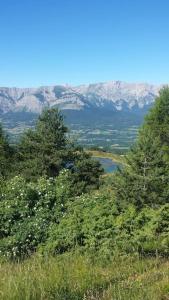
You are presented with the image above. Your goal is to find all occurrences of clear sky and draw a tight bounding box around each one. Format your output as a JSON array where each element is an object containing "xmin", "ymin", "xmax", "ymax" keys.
[{"xmin": 0, "ymin": 0, "xmax": 169, "ymax": 87}]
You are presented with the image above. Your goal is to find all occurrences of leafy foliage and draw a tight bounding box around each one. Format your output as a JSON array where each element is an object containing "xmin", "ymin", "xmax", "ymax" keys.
[
  {"xmin": 1, "ymin": 90, "xmax": 169, "ymax": 261},
  {"xmin": 0, "ymin": 171, "xmax": 73, "ymax": 258},
  {"xmin": 40, "ymin": 189, "xmax": 169, "ymax": 258},
  {"xmin": 14, "ymin": 108, "xmax": 103, "ymax": 193},
  {"xmin": 114, "ymin": 87, "xmax": 169, "ymax": 208},
  {"xmin": 16, "ymin": 109, "xmax": 71, "ymax": 179},
  {"xmin": 0, "ymin": 124, "xmax": 13, "ymax": 178}
]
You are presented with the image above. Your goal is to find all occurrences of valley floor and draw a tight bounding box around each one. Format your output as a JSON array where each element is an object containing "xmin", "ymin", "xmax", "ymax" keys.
[{"xmin": 1, "ymin": 254, "xmax": 169, "ymax": 300}]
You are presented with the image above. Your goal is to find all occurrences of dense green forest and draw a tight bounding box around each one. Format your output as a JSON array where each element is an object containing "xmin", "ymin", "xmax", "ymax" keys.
[{"xmin": 0, "ymin": 88, "xmax": 169, "ymax": 299}]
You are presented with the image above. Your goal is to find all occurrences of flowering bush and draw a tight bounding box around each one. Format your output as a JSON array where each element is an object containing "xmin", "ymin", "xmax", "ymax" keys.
[
  {"xmin": 0, "ymin": 170, "xmax": 73, "ymax": 258},
  {"xmin": 1, "ymin": 174, "xmax": 169, "ymax": 259}
]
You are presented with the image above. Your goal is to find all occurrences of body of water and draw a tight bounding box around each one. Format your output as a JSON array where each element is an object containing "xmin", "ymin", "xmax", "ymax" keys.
[{"xmin": 94, "ymin": 157, "xmax": 120, "ymax": 173}]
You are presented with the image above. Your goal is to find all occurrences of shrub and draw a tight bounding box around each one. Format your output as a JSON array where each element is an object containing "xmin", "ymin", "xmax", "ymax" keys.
[
  {"xmin": 0, "ymin": 171, "xmax": 73, "ymax": 259},
  {"xmin": 40, "ymin": 192, "xmax": 169, "ymax": 258}
]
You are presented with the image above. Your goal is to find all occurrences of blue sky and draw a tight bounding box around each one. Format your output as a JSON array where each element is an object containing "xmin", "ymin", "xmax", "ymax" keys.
[{"xmin": 0, "ymin": 0, "xmax": 169, "ymax": 87}]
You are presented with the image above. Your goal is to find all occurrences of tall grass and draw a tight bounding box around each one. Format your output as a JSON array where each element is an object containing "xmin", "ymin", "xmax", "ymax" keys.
[{"xmin": 0, "ymin": 253, "xmax": 169, "ymax": 300}]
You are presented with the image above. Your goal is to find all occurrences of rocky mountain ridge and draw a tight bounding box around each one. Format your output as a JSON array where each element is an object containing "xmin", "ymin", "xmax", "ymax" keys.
[{"xmin": 0, "ymin": 81, "xmax": 163, "ymax": 114}]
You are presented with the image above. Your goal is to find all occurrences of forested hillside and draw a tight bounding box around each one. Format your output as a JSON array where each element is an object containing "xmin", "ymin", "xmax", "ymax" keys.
[{"xmin": 0, "ymin": 88, "xmax": 169, "ymax": 299}]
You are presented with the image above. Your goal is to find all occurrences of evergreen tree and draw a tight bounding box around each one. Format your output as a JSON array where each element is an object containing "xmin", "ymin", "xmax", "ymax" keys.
[
  {"xmin": 115, "ymin": 87, "xmax": 169, "ymax": 208},
  {"xmin": 0, "ymin": 124, "xmax": 13, "ymax": 178},
  {"xmin": 17, "ymin": 109, "xmax": 73, "ymax": 179},
  {"xmin": 17, "ymin": 108, "xmax": 103, "ymax": 192},
  {"xmin": 71, "ymin": 151, "xmax": 104, "ymax": 194}
]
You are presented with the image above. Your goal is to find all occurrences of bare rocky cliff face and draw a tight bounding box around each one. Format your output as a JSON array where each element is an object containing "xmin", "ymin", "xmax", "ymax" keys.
[{"xmin": 0, "ymin": 81, "xmax": 162, "ymax": 114}]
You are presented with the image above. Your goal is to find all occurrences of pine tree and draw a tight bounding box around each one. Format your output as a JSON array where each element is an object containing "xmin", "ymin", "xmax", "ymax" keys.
[
  {"xmin": 115, "ymin": 87, "xmax": 169, "ymax": 208},
  {"xmin": 17, "ymin": 108, "xmax": 103, "ymax": 192},
  {"xmin": 17, "ymin": 108, "xmax": 72, "ymax": 179},
  {"xmin": 71, "ymin": 151, "xmax": 104, "ymax": 194},
  {"xmin": 0, "ymin": 124, "xmax": 13, "ymax": 178}
]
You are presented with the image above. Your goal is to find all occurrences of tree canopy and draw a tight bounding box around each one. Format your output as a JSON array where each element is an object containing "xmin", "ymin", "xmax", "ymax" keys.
[
  {"xmin": 0, "ymin": 124, "xmax": 13, "ymax": 178},
  {"xmin": 10, "ymin": 108, "xmax": 103, "ymax": 192},
  {"xmin": 114, "ymin": 87, "xmax": 169, "ymax": 208}
]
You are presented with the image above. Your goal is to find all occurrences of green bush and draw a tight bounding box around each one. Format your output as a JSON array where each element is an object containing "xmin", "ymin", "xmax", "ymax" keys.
[
  {"xmin": 0, "ymin": 171, "xmax": 73, "ymax": 258},
  {"xmin": 40, "ymin": 191, "xmax": 169, "ymax": 258},
  {"xmin": 1, "ymin": 172, "xmax": 169, "ymax": 260}
]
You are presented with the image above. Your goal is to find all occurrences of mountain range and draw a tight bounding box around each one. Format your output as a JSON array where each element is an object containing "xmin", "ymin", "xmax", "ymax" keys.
[
  {"xmin": 0, "ymin": 81, "xmax": 162, "ymax": 114},
  {"xmin": 0, "ymin": 81, "xmax": 165, "ymax": 151}
]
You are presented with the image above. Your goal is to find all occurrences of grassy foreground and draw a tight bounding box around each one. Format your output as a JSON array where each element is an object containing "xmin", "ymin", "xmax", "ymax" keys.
[{"xmin": 1, "ymin": 254, "xmax": 169, "ymax": 300}]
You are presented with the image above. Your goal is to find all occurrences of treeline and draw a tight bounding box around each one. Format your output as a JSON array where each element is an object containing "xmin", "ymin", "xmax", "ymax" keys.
[{"xmin": 0, "ymin": 88, "xmax": 169, "ymax": 260}]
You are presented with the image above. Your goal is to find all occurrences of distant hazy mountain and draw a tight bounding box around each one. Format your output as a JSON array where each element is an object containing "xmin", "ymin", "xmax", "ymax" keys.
[{"xmin": 0, "ymin": 81, "xmax": 162, "ymax": 114}]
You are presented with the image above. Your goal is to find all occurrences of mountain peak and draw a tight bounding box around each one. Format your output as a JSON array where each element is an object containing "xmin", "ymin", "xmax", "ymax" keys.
[{"xmin": 0, "ymin": 81, "xmax": 163, "ymax": 114}]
